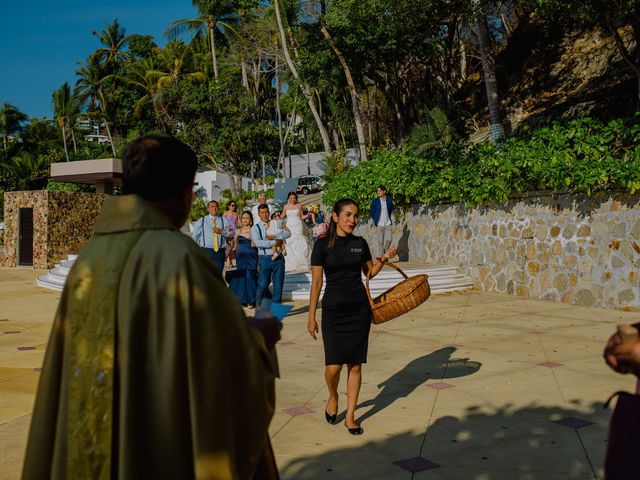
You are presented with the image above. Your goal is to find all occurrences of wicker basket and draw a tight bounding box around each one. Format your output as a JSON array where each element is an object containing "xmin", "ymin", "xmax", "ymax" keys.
[{"xmin": 365, "ymin": 263, "xmax": 431, "ymax": 324}]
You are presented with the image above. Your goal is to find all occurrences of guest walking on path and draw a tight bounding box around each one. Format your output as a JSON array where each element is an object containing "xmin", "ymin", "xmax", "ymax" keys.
[
  {"xmin": 251, "ymin": 192, "xmax": 275, "ymax": 221},
  {"xmin": 192, "ymin": 200, "xmax": 233, "ymax": 272},
  {"xmin": 227, "ymin": 211, "xmax": 259, "ymax": 307},
  {"xmin": 253, "ymin": 204, "xmax": 291, "ymax": 305},
  {"xmin": 308, "ymin": 198, "xmax": 396, "ymax": 435},
  {"xmin": 369, "ymin": 185, "xmax": 393, "ymax": 257},
  {"xmin": 223, "ymin": 200, "xmax": 240, "ymax": 268}
]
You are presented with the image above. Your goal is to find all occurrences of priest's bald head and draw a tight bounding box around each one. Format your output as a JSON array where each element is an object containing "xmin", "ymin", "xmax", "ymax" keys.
[{"xmin": 122, "ymin": 135, "xmax": 198, "ymax": 227}]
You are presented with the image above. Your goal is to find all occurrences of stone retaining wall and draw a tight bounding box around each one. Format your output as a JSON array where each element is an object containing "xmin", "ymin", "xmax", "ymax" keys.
[
  {"xmin": 356, "ymin": 191, "xmax": 640, "ymax": 309},
  {"xmin": 2, "ymin": 191, "xmax": 105, "ymax": 268}
]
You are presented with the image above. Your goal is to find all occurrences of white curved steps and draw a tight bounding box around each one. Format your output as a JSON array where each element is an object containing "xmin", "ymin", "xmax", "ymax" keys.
[
  {"xmin": 37, "ymin": 257, "xmax": 473, "ymax": 297},
  {"xmin": 281, "ymin": 265, "xmax": 472, "ymax": 301}
]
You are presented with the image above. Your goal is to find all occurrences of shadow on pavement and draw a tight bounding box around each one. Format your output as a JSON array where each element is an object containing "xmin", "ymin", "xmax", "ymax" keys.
[
  {"xmin": 355, "ymin": 347, "xmax": 482, "ymax": 424},
  {"xmin": 279, "ymin": 400, "xmax": 610, "ymax": 479}
]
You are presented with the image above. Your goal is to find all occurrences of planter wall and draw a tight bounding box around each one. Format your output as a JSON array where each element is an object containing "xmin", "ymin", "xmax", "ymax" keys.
[{"xmin": 356, "ymin": 191, "xmax": 640, "ymax": 309}]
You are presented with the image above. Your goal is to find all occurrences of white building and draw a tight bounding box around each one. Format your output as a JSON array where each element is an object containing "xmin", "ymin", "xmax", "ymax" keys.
[{"xmin": 194, "ymin": 169, "xmax": 255, "ymax": 202}]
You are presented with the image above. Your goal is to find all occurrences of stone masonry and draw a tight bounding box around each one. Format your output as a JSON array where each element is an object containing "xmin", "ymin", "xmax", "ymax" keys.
[
  {"xmin": 2, "ymin": 191, "xmax": 105, "ymax": 269},
  {"xmin": 357, "ymin": 191, "xmax": 640, "ymax": 309}
]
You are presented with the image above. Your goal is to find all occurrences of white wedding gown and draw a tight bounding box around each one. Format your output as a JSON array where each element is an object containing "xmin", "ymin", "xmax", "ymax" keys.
[{"xmin": 284, "ymin": 209, "xmax": 311, "ymax": 272}]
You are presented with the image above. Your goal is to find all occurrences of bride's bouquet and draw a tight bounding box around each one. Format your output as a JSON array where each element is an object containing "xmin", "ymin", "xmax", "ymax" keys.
[{"xmin": 312, "ymin": 222, "xmax": 328, "ymax": 239}]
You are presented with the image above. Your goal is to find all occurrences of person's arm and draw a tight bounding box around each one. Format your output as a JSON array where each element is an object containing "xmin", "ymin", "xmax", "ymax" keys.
[
  {"xmin": 191, "ymin": 217, "xmax": 203, "ymax": 245},
  {"xmin": 274, "ymin": 227, "xmax": 291, "ymax": 240},
  {"xmin": 307, "ymin": 265, "xmax": 323, "ymax": 340},
  {"xmin": 251, "ymin": 224, "xmax": 275, "ymax": 249},
  {"xmin": 363, "ymin": 245, "xmax": 397, "ymax": 279}
]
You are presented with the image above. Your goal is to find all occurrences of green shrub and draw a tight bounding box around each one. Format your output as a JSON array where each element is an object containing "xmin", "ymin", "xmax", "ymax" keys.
[
  {"xmin": 189, "ymin": 197, "xmax": 208, "ymax": 222},
  {"xmin": 323, "ymin": 115, "xmax": 640, "ymax": 215}
]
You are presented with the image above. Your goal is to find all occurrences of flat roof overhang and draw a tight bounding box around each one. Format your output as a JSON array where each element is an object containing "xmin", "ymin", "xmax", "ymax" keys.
[{"xmin": 50, "ymin": 158, "xmax": 123, "ymax": 185}]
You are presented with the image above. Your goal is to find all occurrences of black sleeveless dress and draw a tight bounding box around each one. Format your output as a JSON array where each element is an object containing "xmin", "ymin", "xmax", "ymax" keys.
[{"xmin": 311, "ymin": 234, "xmax": 372, "ymax": 365}]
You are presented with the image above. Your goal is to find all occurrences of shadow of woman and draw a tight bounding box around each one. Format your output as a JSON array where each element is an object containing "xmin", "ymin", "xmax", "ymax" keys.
[
  {"xmin": 396, "ymin": 224, "xmax": 410, "ymax": 261},
  {"xmin": 355, "ymin": 347, "xmax": 481, "ymax": 423}
]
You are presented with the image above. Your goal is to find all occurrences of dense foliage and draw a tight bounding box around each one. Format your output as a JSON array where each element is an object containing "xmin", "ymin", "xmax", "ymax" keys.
[
  {"xmin": 323, "ymin": 116, "xmax": 640, "ymax": 214},
  {"xmin": 1, "ymin": 0, "xmax": 639, "ymax": 221}
]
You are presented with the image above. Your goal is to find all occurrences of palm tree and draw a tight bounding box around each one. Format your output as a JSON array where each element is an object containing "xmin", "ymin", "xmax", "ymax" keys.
[
  {"xmin": 125, "ymin": 58, "xmax": 165, "ymax": 130},
  {"xmin": 152, "ymin": 41, "xmax": 206, "ymax": 87},
  {"xmin": 75, "ymin": 53, "xmax": 117, "ymax": 156},
  {"xmin": 7, "ymin": 152, "xmax": 48, "ymax": 190},
  {"xmin": 52, "ymin": 82, "xmax": 80, "ymax": 161},
  {"xmin": 165, "ymin": 0, "xmax": 240, "ymax": 80},
  {"xmin": 0, "ymin": 103, "xmax": 27, "ymax": 150},
  {"xmin": 93, "ymin": 19, "xmax": 130, "ymax": 65}
]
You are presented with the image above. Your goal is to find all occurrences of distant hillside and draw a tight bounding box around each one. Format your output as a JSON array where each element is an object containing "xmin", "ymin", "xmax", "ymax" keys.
[{"xmin": 460, "ymin": 12, "xmax": 636, "ymax": 140}]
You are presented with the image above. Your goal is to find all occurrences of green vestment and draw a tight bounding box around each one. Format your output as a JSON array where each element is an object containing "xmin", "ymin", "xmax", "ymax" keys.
[{"xmin": 22, "ymin": 195, "xmax": 276, "ymax": 480}]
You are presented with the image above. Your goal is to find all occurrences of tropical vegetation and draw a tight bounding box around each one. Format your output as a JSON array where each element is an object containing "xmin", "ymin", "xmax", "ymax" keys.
[{"xmin": 1, "ymin": 0, "xmax": 639, "ymax": 222}]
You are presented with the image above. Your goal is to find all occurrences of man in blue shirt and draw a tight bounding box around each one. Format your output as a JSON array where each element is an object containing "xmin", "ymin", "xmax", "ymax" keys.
[
  {"xmin": 252, "ymin": 204, "xmax": 291, "ymax": 306},
  {"xmin": 369, "ymin": 185, "xmax": 393, "ymax": 257},
  {"xmin": 192, "ymin": 200, "xmax": 233, "ymax": 272}
]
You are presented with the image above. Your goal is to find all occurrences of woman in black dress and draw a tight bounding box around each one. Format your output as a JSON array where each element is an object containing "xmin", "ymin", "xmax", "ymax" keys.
[{"xmin": 308, "ymin": 199, "xmax": 396, "ymax": 435}]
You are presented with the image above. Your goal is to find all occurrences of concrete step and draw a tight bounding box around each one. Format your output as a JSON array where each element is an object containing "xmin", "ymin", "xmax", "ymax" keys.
[
  {"xmin": 37, "ymin": 257, "xmax": 474, "ymax": 298},
  {"xmin": 281, "ymin": 265, "xmax": 473, "ymax": 301},
  {"xmin": 36, "ymin": 255, "xmax": 77, "ymax": 291}
]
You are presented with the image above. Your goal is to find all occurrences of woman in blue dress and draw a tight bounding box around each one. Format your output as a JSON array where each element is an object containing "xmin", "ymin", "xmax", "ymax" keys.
[{"xmin": 227, "ymin": 211, "xmax": 259, "ymax": 307}]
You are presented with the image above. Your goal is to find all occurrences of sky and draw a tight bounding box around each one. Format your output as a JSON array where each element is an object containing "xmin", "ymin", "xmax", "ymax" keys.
[{"xmin": 0, "ymin": 0, "xmax": 198, "ymax": 119}]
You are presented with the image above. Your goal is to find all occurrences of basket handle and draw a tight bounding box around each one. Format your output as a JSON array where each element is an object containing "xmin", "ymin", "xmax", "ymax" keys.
[{"xmin": 365, "ymin": 261, "xmax": 409, "ymax": 305}]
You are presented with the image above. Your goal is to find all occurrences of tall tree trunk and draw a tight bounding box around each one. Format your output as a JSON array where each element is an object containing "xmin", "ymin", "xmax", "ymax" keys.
[
  {"xmin": 382, "ymin": 78, "xmax": 404, "ymax": 145},
  {"xmin": 208, "ymin": 15, "xmax": 219, "ymax": 80},
  {"xmin": 70, "ymin": 125, "xmax": 77, "ymax": 154},
  {"xmin": 102, "ymin": 115, "xmax": 117, "ymax": 157},
  {"xmin": 229, "ymin": 172, "xmax": 239, "ymax": 198},
  {"xmin": 253, "ymin": 57, "xmax": 261, "ymax": 107},
  {"xmin": 3, "ymin": 134, "xmax": 7, "ymax": 150},
  {"xmin": 319, "ymin": 23, "xmax": 367, "ymax": 161},
  {"xmin": 275, "ymin": 58, "xmax": 285, "ymax": 177},
  {"xmin": 273, "ymin": 0, "xmax": 332, "ymax": 153},
  {"xmin": 475, "ymin": 15, "xmax": 505, "ymax": 143},
  {"xmin": 241, "ymin": 57, "xmax": 249, "ymax": 90},
  {"xmin": 61, "ymin": 122, "xmax": 70, "ymax": 162},
  {"xmin": 459, "ymin": 26, "xmax": 468, "ymax": 83}
]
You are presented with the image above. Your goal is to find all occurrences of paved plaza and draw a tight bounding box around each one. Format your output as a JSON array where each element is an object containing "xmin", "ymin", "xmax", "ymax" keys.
[{"xmin": 1, "ymin": 267, "xmax": 638, "ymax": 479}]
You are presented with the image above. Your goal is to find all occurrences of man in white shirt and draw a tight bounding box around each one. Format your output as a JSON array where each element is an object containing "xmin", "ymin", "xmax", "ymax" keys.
[
  {"xmin": 369, "ymin": 185, "xmax": 393, "ymax": 258},
  {"xmin": 251, "ymin": 192, "xmax": 275, "ymax": 223},
  {"xmin": 252, "ymin": 204, "xmax": 291, "ymax": 306},
  {"xmin": 192, "ymin": 200, "xmax": 234, "ymax": 272}
]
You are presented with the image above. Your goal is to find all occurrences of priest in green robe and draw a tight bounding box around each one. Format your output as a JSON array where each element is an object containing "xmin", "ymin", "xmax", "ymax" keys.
[{"xmin": 22, "ymin": 135, "xmax": 280, "ymax": 479}]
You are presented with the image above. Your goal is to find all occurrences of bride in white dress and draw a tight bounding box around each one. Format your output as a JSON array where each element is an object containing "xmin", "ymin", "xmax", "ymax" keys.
[{"xmin": 282, "ymin": 192, "xmax": 311, "ymax": 272}]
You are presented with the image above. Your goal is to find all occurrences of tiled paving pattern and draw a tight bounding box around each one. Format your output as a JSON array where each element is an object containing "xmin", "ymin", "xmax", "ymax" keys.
[{"xmin": 1, "ymin": 268, "xmax": 640, "ymax": 479}]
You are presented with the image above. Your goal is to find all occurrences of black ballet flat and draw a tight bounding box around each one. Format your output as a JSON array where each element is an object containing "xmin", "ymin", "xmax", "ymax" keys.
[
  {"xmin": 345, "ymin": 423, "xmax": 363, "ymax": 435},
  {"xmin": 325, "ymin": 410, "xmax": 338, "ymax": 424}
]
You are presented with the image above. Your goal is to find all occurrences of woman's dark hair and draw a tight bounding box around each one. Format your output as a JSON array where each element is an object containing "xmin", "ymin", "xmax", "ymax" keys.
[
  {"xmin": 377, "ymin": 185, "xmax": 387, "ymax": 192},
  {"xmin": 327, "ymin": 198, "xmax": 359, "ymax": 249},
  {"xmin": 241, "ymin": 211, "xmax": 254, "ymax": 226},
  {"xmin": 122, "ymin": 135, "xmax": 198, "ymax": 201},
  {"xmin": 287, "ymin": 191, "xmax": 298, "ymax": 202}
]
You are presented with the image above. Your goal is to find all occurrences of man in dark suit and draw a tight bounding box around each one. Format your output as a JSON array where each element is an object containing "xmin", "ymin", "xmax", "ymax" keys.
[{"xmin": 369, "ymin": 185, "xmax": 393, "ymax": 257}]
